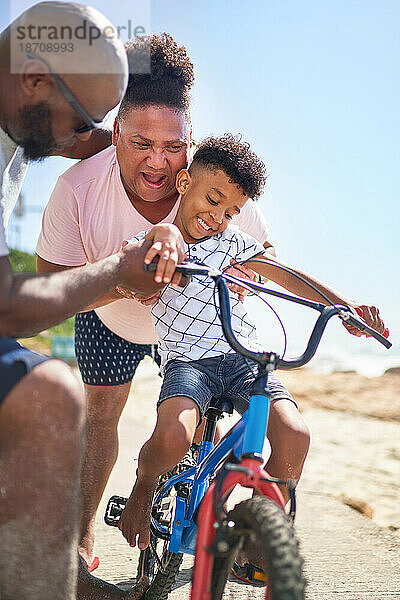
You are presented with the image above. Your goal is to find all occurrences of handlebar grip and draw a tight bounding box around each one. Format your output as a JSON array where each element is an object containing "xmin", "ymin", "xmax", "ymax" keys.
[
  {"xmin": 144, "ymin": 260, "xmax": 210, "ymax": 278},
  {"xmin": 344, "ymin": 314, "xmax": 392, "ymax": 349}
]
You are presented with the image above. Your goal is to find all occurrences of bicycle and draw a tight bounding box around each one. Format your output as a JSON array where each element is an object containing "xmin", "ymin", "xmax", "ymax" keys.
[{"xmin": 105, "ymin": 259, "xmax": 391, "ymax": 600}]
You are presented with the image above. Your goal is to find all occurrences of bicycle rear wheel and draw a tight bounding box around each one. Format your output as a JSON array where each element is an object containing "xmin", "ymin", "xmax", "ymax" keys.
[
  {"xmin": 210, "ymin": 496, "xmax": 306, "ymax": 600},
  {"xmin": 138, "ymin": 541, "xmax": 183, "ymax": 600},
  {"xmin": 137, "ymin": 446, "xmax": 197, "ymax": 600}
]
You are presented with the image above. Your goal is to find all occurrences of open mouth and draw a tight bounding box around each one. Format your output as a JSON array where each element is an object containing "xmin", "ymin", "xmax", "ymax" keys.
[
  {"xmin": 197, "ymin": 217, "xmax": 215, "ymax": 233},
  {"xmin": 141, "ymin": 172, "xmax": 167, "ymax": 189}
]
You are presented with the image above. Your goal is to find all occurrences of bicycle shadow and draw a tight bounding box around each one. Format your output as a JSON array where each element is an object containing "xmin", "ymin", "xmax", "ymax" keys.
[{"xmin": 117, "ymin": 565, "xmax": 194, "ymax": 592}]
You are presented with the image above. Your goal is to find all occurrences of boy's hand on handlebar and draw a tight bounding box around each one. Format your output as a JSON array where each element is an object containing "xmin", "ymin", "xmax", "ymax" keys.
[
  {"xmin": 144, "ymin": 224, "xmax": 186, "ymax": 286},
  {"xmin": 224, "ymin": 259, "xmax": 258, "ymax": 303},
  {"xmin": 343, "ymin": 305, "xmax": 389, "ymax": 338}
]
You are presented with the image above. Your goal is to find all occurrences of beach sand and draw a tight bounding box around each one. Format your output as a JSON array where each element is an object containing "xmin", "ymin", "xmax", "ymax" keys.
[
  {"xmin": 277, "ymin": 369, "xmax": 400, "ymax": 531},
  {"xmin": 278, "ymin": 369, "xmax": 400, "ymax": 423}
]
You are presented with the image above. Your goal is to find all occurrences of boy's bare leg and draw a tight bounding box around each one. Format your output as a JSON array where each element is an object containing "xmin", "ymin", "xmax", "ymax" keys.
[
  {"xmin": 265, "ymin": 399, "xmax": 310, "ymax": 503},
  {"xmin": 118, "ymin": 396, "xmax": 199, "ymax": 550},
  {"xmin": 78, "ymin": 384, "xmax": 218, "ymax": 565},
  {"xmin": 79, "ymin": 382, "xmax": 131, "ymax": 564},
  {"xmin": 0, "ymin": 360, "xmax": 85, "ymax": 600}
]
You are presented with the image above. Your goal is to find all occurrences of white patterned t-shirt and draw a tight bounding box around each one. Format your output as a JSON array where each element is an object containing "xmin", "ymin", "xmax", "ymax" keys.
[{"xmin": 130, "ymin": 224, "xmax": 265, "ymax": 370}]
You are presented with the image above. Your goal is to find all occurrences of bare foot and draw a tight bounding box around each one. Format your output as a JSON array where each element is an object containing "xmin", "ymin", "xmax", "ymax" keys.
[{"xmin": 118, "ymin": 480, "xmax": 156, "ymax": 550}]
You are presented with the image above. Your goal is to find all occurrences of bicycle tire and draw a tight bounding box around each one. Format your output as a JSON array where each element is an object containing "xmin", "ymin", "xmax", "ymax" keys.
[
  {"xmin": 141, "ymin": 546, "xmax": 183, "ymax": 600},
  {"xmin": 138, "ymin": 446, "xmax": 198, "ymax": 600},
  {"xmin": 210, "ymin": 496, "xmax": 306, "ymax": 600}
]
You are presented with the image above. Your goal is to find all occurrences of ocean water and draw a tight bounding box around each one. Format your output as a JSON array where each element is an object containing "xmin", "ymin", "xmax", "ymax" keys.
[
  {"xmin": 311, "ymin": 353, "xmax": 400, "ymax": 377},
  {"xmin": 246, "ymin": 294, "xmax": 399, "ymax": 378}
]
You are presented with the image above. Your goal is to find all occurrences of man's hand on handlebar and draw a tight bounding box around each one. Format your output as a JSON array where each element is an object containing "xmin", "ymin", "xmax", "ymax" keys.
[
  {"xmin": 343, "ymin": 305, "xmax": 389, "ymax": 338},
  {"xmin": 122, "ymin": 224, "xmax": 185, "ymax": 292},
  {"xmin": 118, "ymin": 226, "xmax": 185, "ymax": 297}
]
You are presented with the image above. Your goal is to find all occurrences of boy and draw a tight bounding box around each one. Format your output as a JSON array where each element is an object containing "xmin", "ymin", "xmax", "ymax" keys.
[{"xmin": 118, "ymin": 134, "xmax": 386, "ymax": 552}]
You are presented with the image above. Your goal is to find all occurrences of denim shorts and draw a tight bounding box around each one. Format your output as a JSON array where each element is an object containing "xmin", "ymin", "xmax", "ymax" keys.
[
  {"xmin": 75, "ymin": 310, "xmax": 161, "ymax": 386},
  {"xmin": 158, "ymin": 353, "xmax": 296, "ymax": 419},
  {"xmin": 0, "ymin": 337, "xmax": 52, "ymax": 405}
]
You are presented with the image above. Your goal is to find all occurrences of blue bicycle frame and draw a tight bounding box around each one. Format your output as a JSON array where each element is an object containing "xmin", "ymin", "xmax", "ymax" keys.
[{"xmin": 150, "ymin": 367, "xmax": 274, "ymax": 555}]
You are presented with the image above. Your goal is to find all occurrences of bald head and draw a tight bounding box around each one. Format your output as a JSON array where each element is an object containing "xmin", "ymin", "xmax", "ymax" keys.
[
  {"xmin": 8, "ymin": 2, "xmax": 128, "ymax": 80},
  {"xmin": 0, "ymin": 2, "xmax": 129, "ymax": 160}
]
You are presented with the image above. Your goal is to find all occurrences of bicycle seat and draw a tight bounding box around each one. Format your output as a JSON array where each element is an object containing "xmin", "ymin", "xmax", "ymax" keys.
[{"xmin": 206, "ymin": 398, "xmax": 234, "ymax": 415}]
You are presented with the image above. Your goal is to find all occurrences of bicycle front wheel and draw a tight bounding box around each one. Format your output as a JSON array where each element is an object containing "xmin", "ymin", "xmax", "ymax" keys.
[{"xmin": 210, "ymin": 496, "xmax": 306, "ymax": 600}]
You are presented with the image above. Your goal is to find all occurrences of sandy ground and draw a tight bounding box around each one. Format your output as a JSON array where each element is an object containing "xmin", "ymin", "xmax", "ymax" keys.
[
  {"xmin": 279, "ymin": 369, "xmax": 400, "ymax": 530},
  {"xmin": 278, "ymin": 369, "xmax": 400, "ymax": 424}
]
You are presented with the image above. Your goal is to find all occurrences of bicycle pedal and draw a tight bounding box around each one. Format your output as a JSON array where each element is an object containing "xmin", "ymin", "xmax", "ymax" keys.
[
  {"xmin": 159, "ymin": 495, "xmax": 177, "ymax": 526},
  {"xmin": 231, "ymin": 562, "xmax": 267, "ymax": 586},
  {"xmin": 104, "ymin": 495, "xmax": 127, "ymax": 527}
]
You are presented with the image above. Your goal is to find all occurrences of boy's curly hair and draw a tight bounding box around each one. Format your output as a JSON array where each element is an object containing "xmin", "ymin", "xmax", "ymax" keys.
[
  {"xmin": 191, "ymin": 134, "xmax": 266, "ymax": 199},
  {"xmin": 118, "ymin": 33, "xmax": 194, "ymax": 121}
]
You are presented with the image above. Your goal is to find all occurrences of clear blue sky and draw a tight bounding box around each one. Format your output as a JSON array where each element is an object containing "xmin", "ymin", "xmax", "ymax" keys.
[{"xmin": 2, "ymin": 1, "xmax": 399, "ymax": 362}]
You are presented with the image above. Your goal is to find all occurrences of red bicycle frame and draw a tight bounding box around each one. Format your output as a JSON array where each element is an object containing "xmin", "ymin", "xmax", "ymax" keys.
[{"xmin": 190, "ymin": 457, "xmax": 285, "ymax": 600}]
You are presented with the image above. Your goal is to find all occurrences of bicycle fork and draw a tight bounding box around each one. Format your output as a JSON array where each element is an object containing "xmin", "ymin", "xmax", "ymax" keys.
[{"xmin": 190, "ymin": 457, "xmax": 285, "ymax": 600}]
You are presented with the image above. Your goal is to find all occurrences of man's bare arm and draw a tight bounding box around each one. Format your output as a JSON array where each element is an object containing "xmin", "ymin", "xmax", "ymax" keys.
[
  {"xmin": 37, "ymin": 256, "xmax": 124, "ymax": 312},
  {"xmin": 1, "ymin": 225, "xmax": 185, "ymax": 338},
  {"xmin": 55, "ymin": 128, "xmax": 112, "ymax": 159}
]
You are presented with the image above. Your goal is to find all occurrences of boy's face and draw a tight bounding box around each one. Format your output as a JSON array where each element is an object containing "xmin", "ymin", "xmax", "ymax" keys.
[{"xmin": 175, "ymin": 166, "xmax": 248, "ymax": 243}]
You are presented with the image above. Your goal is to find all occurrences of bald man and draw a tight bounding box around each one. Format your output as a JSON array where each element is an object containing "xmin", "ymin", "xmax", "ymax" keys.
[{"xmin": 0, "ymin": 3, "xmax": 183, "ymax": 599}]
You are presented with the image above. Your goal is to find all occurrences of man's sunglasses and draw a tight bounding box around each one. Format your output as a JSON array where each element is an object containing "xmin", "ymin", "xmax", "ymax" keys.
[{"xmin": 26, "ymin": 52, "xmax": 104, "ymax": 134}]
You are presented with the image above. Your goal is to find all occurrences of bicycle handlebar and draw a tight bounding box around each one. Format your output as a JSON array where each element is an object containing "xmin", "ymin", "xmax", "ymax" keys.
[
  {"xmin": 220, "ymin": 275, "xmax": 391, "ymax": 349},
  {"xmin": 144, "ymin": 261, "xmax": 392, "ymax": 369}
]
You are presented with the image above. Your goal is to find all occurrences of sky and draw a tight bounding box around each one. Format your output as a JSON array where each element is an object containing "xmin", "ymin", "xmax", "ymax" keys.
[{"xmin": 2, "ymin": 0, "xmax": 399, "ymax": 370}]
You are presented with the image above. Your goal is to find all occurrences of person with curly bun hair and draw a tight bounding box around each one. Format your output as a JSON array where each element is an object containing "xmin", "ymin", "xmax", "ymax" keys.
[
  {"xmin": 121, "ymin": 33, "xmax": 194, "ymax": 116},
  {"xmin": 36, "ymin": 34, "xmax": 287, "ymax": 573},
  {"xmin": 119, "ymin": 134, "xmax": 386, "ymax": 561}
]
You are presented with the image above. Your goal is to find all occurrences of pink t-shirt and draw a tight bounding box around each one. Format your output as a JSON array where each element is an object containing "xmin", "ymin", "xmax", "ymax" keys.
[{"xmin": 37, "ymin": 146, "xmax": 273, "ymax": 343}]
